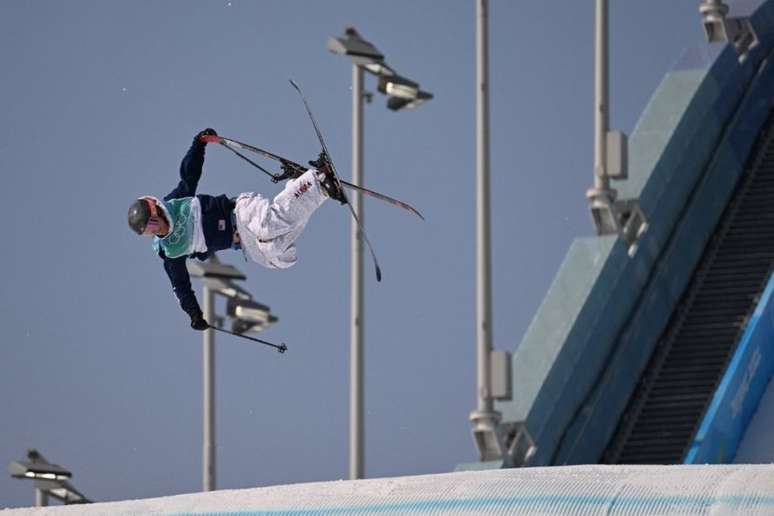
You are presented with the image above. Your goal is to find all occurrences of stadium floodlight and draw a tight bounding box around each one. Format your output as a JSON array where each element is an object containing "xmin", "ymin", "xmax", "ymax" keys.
[
  {"xmin": 363, "ymin": 62, "xmax": 395, "ymax": 77},
  {"xmin": 387, "ymin": 90, "xmax": 434, "ymax": 111},
  {"xmin": 699, "ymin": 0, "xmax": 758, "ymax": 60},
  {"xmin": 9, "ymin": 455, "xmax": 71, "ymax": 482},
  {"xmin": 377, "ymin": 74, "xmax": 419, "ymax": 100},
  {"xmin": 201, "ymin": 277, "xmax": 252, "ymax": 301},
  {"xmin": 9, "ymin": 450, "xmax": 91, "ymax": 506},
  {"xmin": 226, "ymin": 297, "xmax": 278, "ymax": 335},
  {"xmin": 186, "ymin": 259, "xmax": 246, "ymax": 281},
  {"xmin": 327, "ymin": 26, "xmax": 385, "ymax": 67},
  {"xmin": 187, "ymin": 260, "xmax": 251, "ymax": 300},
  {"xmin": 328, "ymin": 25, "xmax": 433, "ymax": 482},
  {"xmin": 700, "ymin": 0, "xmax": 729, "ymax": 41}
]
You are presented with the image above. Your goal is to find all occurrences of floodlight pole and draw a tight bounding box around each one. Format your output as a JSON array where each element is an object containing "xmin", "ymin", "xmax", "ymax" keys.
[
  {"xmin": 203, "ymin": 285, "xmax": 216, "ymax": 492},
  {"xmin": 36, "ymin": 489, "xmax": 48, "ymax": 507},
  {"xmin": 469, "ymin": 0, "xmax": 501, "ymax": 454},
  {"xmin": 475, "ymin": 0, "xmax": 494, "ymax": 416},
  {"xmin": 594, "ymin": 0, "xmax": 610, "ymax": 193},
  {"xmin": 329, "ymin": 25, "xmax": 432, "ymax": 480},
  {"xmin": 350, "ymin": 63, "xmax": 366, "ymax": 481}
]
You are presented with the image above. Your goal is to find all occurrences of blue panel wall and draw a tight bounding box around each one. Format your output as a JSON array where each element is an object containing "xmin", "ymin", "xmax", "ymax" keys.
[
  {"xmin": 495, "ymin": 0, "xmax": 774, "ymax": 467},
  {"xmin": 684, "ymin": 276, "xmax": 774, "ymax": 464},
  {"xmin": 554, "ymin": 46, "xmax": 774, "ymax": 465}
]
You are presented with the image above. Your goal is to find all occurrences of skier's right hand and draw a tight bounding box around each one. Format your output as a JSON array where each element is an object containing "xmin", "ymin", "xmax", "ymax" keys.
[
  {"xmin": 195, "ymin": 128, "xmax": 218, "ymax": 144},
  {"xmin": 190, "ymin": 312, "xmax": 210, "ymax": 331}
]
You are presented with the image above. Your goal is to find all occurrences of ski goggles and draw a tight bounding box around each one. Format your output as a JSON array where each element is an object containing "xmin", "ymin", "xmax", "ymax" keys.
[{"xmin": 139, "ymin": 196, "xmax": 163, "ymax": 235}]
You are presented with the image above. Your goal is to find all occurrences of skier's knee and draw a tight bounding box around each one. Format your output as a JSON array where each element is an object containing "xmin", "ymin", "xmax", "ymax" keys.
[
  {"xmin": 257, "ymin": 238, "xmax": 285, "ymax": 261},
  {"xmin": 258, "ymin": 239, "xmax": 297, "ymax": 267}
]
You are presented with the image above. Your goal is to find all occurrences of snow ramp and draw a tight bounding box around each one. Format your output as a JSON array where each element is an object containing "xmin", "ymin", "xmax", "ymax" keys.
[{"xmin": 5, "ymin": 465, "xmax": 774, "ymax": 515}]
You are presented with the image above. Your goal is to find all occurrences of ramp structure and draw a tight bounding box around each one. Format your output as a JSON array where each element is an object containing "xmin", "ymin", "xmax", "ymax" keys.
[
  {"xmin": 4, "ymin": 465, "xmax": 774, "ymax": 515},
  {"xmin": 489, "ymin": 0, "xmax": 774, "ymax": 468},
  {"xmin": 604, "ymin": 115, "xmax": 774, "ymax": 464}
]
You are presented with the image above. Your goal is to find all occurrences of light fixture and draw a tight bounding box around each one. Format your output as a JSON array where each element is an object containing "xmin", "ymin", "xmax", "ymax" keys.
[
  {"xmin": 327, "ymin": 26, "xmax": 384, "ymax": 65},
  {"xmin": 699, "ymin": 0, "xmax": 758, "ymax": 60},
  {"xmin": 9, "ymin": 452, "xmax": 71, "ymax": 482},
  {"xmin": 226, "ymin": 297, "xmax": 278, "ymax": 334},
  {"xmin": 387, "ymin": 90, "xmax": 434, "ymax": 111},
  {"xmin": 328, "ymin": 26, "xmax": 433, "ymax": 110},
  {"xmin": 186, "ymin": 260, "xmax": 246, "ymax": 280},
  {"xmin": 363, "ymin": 62, "xmax": 395, "ymax": 76},
  {"xmin": 9, "ymin": 450, "xmax": 90, "ymax": 506},
  {"xmin": 377, "ymin": 74, "xmax": 420, "ymax": 100}
]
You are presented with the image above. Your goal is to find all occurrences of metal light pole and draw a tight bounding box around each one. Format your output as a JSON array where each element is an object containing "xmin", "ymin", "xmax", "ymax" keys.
[
  {"xmin": 469, "ymin": 0, "xmax": 502, "ymax": 460},
  {"xmin": 475, "ymin": 0, "xmax": 494, "ymax": 418},
  {"xmin": 187, "ymin": 258, "xmax": 278, "ymax": 492},
  {"xmin": 328, "ymin": 26, "xmax": 433, "ymax": 480},
  {"xmin": 350, "ymin": 63, "xmax": 366, "ymax": 481},
  {"xmin": 594, "ymin": 0, "xmax": 610, "ymax": 196},
  {"xmin": 586, "ymin": 0, "xmax": 619, "ymax": 235},
  {"xmin": 203, "ymin": 284, "xmax": 216, "ymax": 492},
  {"xmin": 586, "ymin": 0, "xmax": 650, "ymax": 254},
  {"xmin": 36, "ymin": 489, "xmax": 49, "ymax": 507}
]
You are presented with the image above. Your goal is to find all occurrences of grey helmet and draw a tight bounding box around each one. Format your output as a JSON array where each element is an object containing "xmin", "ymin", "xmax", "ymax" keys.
[{"xmin": 127, "ymin": 196, "xmax": 162, "ymax": 235}]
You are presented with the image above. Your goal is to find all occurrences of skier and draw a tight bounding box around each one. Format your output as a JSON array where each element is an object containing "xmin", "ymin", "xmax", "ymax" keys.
[{"xmin": 127, "ymin": 128, "xmax": 346, "ymax": 331}]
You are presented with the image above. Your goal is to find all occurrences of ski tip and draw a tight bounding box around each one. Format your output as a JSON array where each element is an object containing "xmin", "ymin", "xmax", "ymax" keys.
[
  {"xmin": 289, "ymin": 78, "xmax": 300, "ymax": 90},
  {"xmin": 376, "ymin": 266, "xmax": 382, "ymax": 282}
]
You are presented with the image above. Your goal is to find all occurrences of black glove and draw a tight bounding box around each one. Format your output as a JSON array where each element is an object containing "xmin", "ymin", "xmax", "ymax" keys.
[
  {"xmin": 190, "ymin": 311, "xmax": 210, "ymax": 331},
  {"xmin": 195, "ymin": 128, "xmax": 218, "ymax": 144},
  {"xmin": 308, "ymin": 153, "xmax": 330, "ymax": 172}
]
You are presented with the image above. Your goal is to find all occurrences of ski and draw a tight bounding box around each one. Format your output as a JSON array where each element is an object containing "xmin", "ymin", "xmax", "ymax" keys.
[
  {"xmin": 339, "ymin": 179, "xmax": 424, "ymax": 220},
  {"xmin": 202, "ymin": 135, "xmax": 424, "ymax": 220},
  {"xmin": 289, "ymin": 79, "xmax": 383, "ymax": 282}
]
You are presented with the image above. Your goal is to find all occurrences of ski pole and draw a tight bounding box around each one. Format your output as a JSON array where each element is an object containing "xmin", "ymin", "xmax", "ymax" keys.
[{"xmin": 209, "ymin": 326, "xmax": 287, "ymax": 354}]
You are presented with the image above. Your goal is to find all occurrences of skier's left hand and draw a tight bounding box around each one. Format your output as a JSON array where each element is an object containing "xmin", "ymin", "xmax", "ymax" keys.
[
  {"xmin": 190, "ymin": 312, "xmax": 210, "ymax": 331},
  {"xmin": 195, "ymin": 128, "xmax": 218, "ymax": 144}
]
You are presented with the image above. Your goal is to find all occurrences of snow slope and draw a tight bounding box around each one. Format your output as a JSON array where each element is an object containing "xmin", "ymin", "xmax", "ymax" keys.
[{"xmin": 4, "ymin": 465, "xmax": 774, "ymax": 515}]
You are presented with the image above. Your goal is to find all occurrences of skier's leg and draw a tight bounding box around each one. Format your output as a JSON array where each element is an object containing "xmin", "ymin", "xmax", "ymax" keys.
[{"xmin": 234, "ymin": 169, "xmax": 326, "ymax": 267}]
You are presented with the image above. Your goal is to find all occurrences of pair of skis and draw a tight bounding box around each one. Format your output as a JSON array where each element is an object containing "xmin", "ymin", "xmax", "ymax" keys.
[
  {"xmin": 202, "ymin": 79, "xmax": 424, "ymax": 285},
  {"xmin": 200, "ymin": 135, "xmax": 424, "ymax": 221},
  {"xmin": 200, "ymin": 80, "xmax": 420, "ymax": 353}
]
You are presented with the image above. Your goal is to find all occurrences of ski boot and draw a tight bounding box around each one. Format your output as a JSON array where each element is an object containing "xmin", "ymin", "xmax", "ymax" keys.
[{"xmin": 310, "ymin": 153, "xmax": 347, "ymax": 205}]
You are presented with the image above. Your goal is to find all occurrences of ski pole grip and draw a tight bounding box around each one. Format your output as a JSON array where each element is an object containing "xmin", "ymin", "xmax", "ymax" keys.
[{"xmin": 200, "ymin": 134, "xmax": 223, "ymax": 144}]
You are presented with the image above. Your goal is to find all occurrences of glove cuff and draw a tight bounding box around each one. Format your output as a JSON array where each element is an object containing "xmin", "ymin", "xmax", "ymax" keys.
[{"xmin": 187, "ymin": 307, "xmax": 204, "ymax": 321}]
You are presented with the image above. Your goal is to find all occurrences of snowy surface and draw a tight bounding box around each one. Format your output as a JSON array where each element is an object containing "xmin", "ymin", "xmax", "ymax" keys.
[
  {"xmin": 735, "ymin": 377, "xmax": 774, "ymax": 463},
  {"xmin": 4, "ymin": 465, "xmax": 774, "ymax": 515}
]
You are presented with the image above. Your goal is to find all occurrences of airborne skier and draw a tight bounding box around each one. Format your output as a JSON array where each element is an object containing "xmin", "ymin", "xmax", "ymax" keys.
[{"xmin": 127, "ymin": 128, "xmax": 346, "ymax": 331}]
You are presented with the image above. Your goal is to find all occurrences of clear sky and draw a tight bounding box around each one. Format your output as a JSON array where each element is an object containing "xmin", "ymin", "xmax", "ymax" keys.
[{"xmin": 0, "ymin": 0, "xmax": 705, "ymax": 508}]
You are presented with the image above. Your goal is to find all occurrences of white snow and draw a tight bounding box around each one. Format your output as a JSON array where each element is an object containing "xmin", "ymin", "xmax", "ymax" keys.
[{"xmin": 4, "ymin": 464, "xmax": 774, "ymax": 515}]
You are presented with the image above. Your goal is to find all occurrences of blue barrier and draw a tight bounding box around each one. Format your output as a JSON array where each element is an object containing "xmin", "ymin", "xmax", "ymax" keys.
[{"xmin": 684, "ymin": 274, "xmax": 774, "ymax": 464}]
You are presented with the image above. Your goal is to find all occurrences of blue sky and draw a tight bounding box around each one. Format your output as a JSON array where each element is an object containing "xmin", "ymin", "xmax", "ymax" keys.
[{"xmin": 0, "ymin": 1, "xmax": 704, "ymax": 508}]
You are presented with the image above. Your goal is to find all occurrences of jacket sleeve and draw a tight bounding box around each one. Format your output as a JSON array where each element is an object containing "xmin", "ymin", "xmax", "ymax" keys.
[
  {"xmin": 160, "ymin": 252, "xmax": 202, "ymax": 319},
  {"xmin": 165, "ymin": 140, "xmax": 206, "ymax": 201}
]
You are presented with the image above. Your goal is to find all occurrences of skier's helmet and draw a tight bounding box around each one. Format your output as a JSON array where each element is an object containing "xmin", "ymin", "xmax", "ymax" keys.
[{"xmin": 128, "ymin": 196, "xmax": 163, "ymax": 235}]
